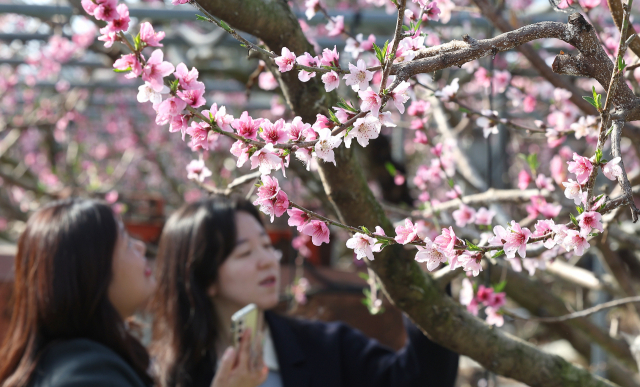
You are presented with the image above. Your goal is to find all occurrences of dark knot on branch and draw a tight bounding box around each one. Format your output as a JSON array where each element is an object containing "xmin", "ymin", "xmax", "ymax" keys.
[{"xmin": 568, "ymin": 13, "xmax": 592, "ymax": 33}]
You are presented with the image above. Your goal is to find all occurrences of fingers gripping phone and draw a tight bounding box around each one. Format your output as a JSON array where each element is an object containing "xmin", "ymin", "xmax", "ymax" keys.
[{"xmin": 231, "ymin": 303, "xmax": 262, "ymax": 354}]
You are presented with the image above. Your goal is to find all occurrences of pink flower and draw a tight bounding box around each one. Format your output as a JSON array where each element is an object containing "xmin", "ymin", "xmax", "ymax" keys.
[
  {"xmin": 314, "ymin": 128, "xmax": 342, "ymax": 165},
  {"xmin": 326, "ymin": 15, "xmax": 344, "ymax": 37},
  {"xmin": 81, "ymin": 0, "xmax": 98, "ymax": 15},
  {"xmin": 186, "ymin": 159, "xmax": 212, "ymax": 182},
  {"xmin": 552, "ymin": 224, "xmax": 570, "ymax": 249},
  {"xmin": 474, "ymin": 208, "xmax": 495, "ymax": 226},
  {"xmin": 260, "ymin": 119, "xmax": 289, "ymax": 144},
  {"xmin": 177, "ymin": 88, "xmax": 206, "ymax": 108},
  {"xmin": 485, "ymin": 306, "xmax": 504, "ymax": 327},
  {"xmin": 564, "ymin": 230, "xmax": 590, "ymax": 256},
  {"xmin": 296, "ymin": 52, "xmax": 319, "ymax": 82},
  {"xmin": 434, "ymin": 226, "xmax": 458, "ymax": 252},
  {"xmin": 304, "ymin": 0, "xmax": 320, "ymax": 19},
  {"xmin": 250, "ymin": 143, "xmax": 282, "ymax": 175},
  {"xmin": 174, "ymin": 63, "xmax": 205, "ymax": 91},
  {"xmin": 287, "ymin": 208, "xmax": 311, "ymax": 231},
  {"xmin": 202, "ymin": 103, "xmax": 234, "ymax": 132},
  {"xmin": 567, "ymin": 152, "xmax": 593, "ymax": 184},
  {"xmin": 286, "ymin": 116, "xmax": 311, "ymax": 141},
  {"xmin": 489, "ymin": 225, "xmax": 507, "ymax": 247},
  {"xmin": 156, "ymin": 97, "xmax": 187, "ymax": 125},
  {"xmin": 320, "ymin": 46, "xmax": 339, "ymax": 67},
  {"xmin": 503, "ymin": 221, "xmax": 532, "ymax": 259},
  {"xmin": 343, "ymin": 59, "xmax": 373, "ymax": 92},
  {"xmin": 577, "ymin": 211, "xmax": 603, "ymax": 236},
  {"xmin": 358, "ymin": 88, "xmax": 382, "ymax": 116},
  {"xmin": 533, "ymin": 219, "xmax": 555, "ymax": 237},
  {"xmin": 420, "ymin": 1, "xmax": 441, "ymax": 21},
  {"xmin": 476, "ymin": 285, "xmax": 494, "ymax": 304},
  {"xmin": 407, "ymin": 100, "xmax": 430, "ymax": 117},
  {"xmin": 389, "ymin": 81, "xmax": 411, "ymax": 113},
  {"xmin": 523, "ymin": 94, "xmax": 537, "ymax": 113},
  {"xmin": 312, "ymin": 114, "xmax": 333, "ymax": 132},
  {"xmin": 460, "ymin": 253, "xmax": 483, "ymax": 277},
  {"xmin": 275, "ymin": 47, "xmax": 297, "ymax": 72},
  {"xmin": 415, "ymin": 238, "xmax": 448, "ymax": 271},
  {"xmin": 603, "ymin": 157, "xmax": 622, "ymax": 181},
  {"xmin": 169, "ymin": 114, "xmax": 190, "ymax": 139},
  {"xmin": 395, "ymin": 218, "xmax": 419, "ymax": 245},
  {"xmin": 488, "ymin": 292, "xmax": 506, "ymax": 309},
  {"xmin": 233, "ymin": 111, "xmax": 261, "ymax": 140},
  {"xmin": 98, "ymin": 32, "xmax": 117, "ymax": 47},
  {"xmin": 185, "ymin": 121, "xmax": 211, "ymax": 150},
  {"xmin": 86, "ymin": 0, "xmax": 118, "ymax": 22},
  {"xmin": 345, "ymin": 114, "xmax": 382, "ymax": 148},
  {"xmin": 99, "ymin": 4, "xmax": 130, "ymax": 34},
  {"xmin": 580, "ymin": 0, "xmax": 601, "ymax": 10},
  {"xmin": 142, "ymin": 49, "xmax": 175, "ymax": 92},
  {"xmin": 302, "ymin": 220, "xmax": 331, "ymax": 246},
  {"xmin": 113, "ymin": 53, "xmax": 142, "ymax": 79},
  {"xmin": 321, "ymin": 70, "xmax": 340, "ymax": 92},
  {"xmin": 434, "ymin": 78, "xmax": 459, "ymax": 101},
  {"xmin": 492, "ymin": 70, "xmax": 511, "ymax": 93},
  {"xmin": 230, "ymin": 140, "xmax": 250, "ymax": 167},
  {"xmin": 257, "ymin": 174, "xmax": 281, "ymax": 200},
  {"xmin": 139, "ymin": 22, "xmax": 164, "ymax": 47},
  {"xmin": 345, "ymin": 33, "xmax": 376, "ymax": 59},
  {"xmin": 526, "ymin": 196, "xmax": 561, "ymax": 219},
  {"xmin": 346, "ymin": 232, "xmax": 377, "ymax": 260},
  {"xmin": 254, "ymin": 189, "xmax": 289, "ymax": 223},
  {"xmin": 459, "ymin": 278, "xmax": 474, "ymax": 306},
  {"xmin": 258, "ymin": 72, "xmax": 278, "ymax": 90},
  {"xmin": 562, "ymin": 179, "xmax": 583, "ymax": 205},
  {"xmin": 550, "ymin": 155, "xmax": 567, "ymax": 186},
  {"xmin": 452, "ymin": 204, "xmax": 476, "ymax": 228},
  {"xmin": 137, "ymin": 82, "xmax": 168, "ymax": 104},
  {"xmin": 535, "ymin": 173, "xmax": 555, "ymax": 191}
]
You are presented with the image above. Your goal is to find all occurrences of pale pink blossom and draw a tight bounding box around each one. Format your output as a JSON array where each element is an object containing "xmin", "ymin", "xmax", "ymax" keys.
[
  {"xmin": 475, "ymin": 207, "xmax": 495, "ymax": 226},
  {"xmin": 389, "ymin": 81, "xmax": 411, "ymax": 113},
  {"xmin": 186, "ymin": 159, "xmax": 212, "ymax": 182},
  {"xmin": 304, "ymin": 0, "xmax": 321, "ymax": 19},
  {"xmin": 312, "ymin": 114, "xmax": 333, "ymax": 132},
  {"xmin": 420, "ymin": 1, "xmax": 441, "ymax": 21},
  {"xmin": 113, "ymin": 53, "xmax": 142, "ymax": 79},
  {"xmin": 345, "ymin": 33, "xmax": 376, "ymax": 59},
  {"xmin": 395, "ymin": 218, "xmax": 419, "ymax": 244},
  {"xmin": 256, "ymin": 174, "xmax": 281, "ymax": 200},
  {"xmin": 326, "ymin": 15, "xmax": 344, "ymax": 37},
  {"xmin": 287, "ymin": 208, "xmax": 311, "ymax": 231},
  {"xmin": 492, "ymin": 70, "xmax": 511, "ymax": 93},
  {"xmin": 260, "ymin": 119, "xmax": 289, "ymax": 144},
  {"xmin": 358, "ymin": 88, "xmax": 382, "ymax": 116},
  {"xmin": 346, "ymin": 232, "xmax": 377, "ymax": 260},
  {"xmin": 580, "ymin": 0, "xmax": 601, "ymax": 10},
  {"xmin": 535, "ymin": 174, "xmax": 555, "ymax": 191},
  {"xmin": 155, "ymin": 97, "xmax": 187, "ymax": 125},
  {"xmin": 275, "ymin": 47, "xmax": 297, "ymax": 72},
  {"xmin": 250, "ymin": 143, "xmax": 282, "ymax": 175},
  {"xmin": 577, "ymin": 211, "xmax": 603, "ymax": 236},
  {"xmin": 415, "ymin": 238, "xmax": 448, "ymax": 271},
  {"xmin": 570, "ymin": 115, "xmax": 597, "ymax": 139},
  {"xmin": 319, "ymin": 46, "xmax": 339, "ymax": 67},
  {"xmin": 550, "ymin": 155, "xmax": 567, "ymax": 185},
  {"xmin": 177, "ymin": 88, "xmax": 206, "ymax": 108},
  {"xmin": 321, "ymin": 70, "xmax": 340, "ymax": 92},
  {"xmin": 434, "ymin": 78, "xmax": 459, "ymax": 101},
  {"xmin": 295, "ymin": 148, "xmax": 313, "ymax": 170},
  {"xmin": 488, "ymin": 292, "xmax": 506, "ymax": 309},
  {"xmin": 87, "ymin": 0, "xmax": 118, "ymax": 22},
  {"xmin": 169, "ymin": 115, "xmax": 190, "ymax": 139},
  {"xmin": 564, "ymin": 230, "xmax": 590, "ymax": 256},
  {"xmin": 286, "ymin": 117, "xmax": 311, "ymax": 141},
  {"xmin": 343, "ymin": 59, "xmax": 374, "ymax": 92},
  {"xmin": 345, "ymin": 114, "xmax": 381, "ymax": 148},
  {"xmin": 526, "ymin": 196, "xmax": 561, "ymax": 219},
  {"xmin": 523, "ymin": 95, "xmax": 537, "ymax": 112},
  {"xmin": 230, "ymin": 140, "xmax": 250, "ymax": 167},
  {"xmin": 301, "ymin": 220, "xmax": 331, "ymax": 246},
  {"xmin": 99, "ymin": 4, "xmax": 130, "ymax": 34},
  {"xmin": 567, "ymin": 153, "xmax": 593, "ymax": 184},
  {"xmin": 503, "ymin": 221, "xmax": 531, "ymax": 259},
  {"xmin": 202, "ymin": 103, "xmax": 234, "ymax": 132},
  {"xmin": 233, "ymin": 111, "xmax": 261, "ymax": 140},
  {"xmin": 174, "ymin": 63, "xmax": 205, "ymax": 91},
  {"xmin": 459, "ymin": 278, "xmax": 474, "ymax": 306},
  {"xmin": 434, "ymin": 226, "xmax": 458, "ymax": 252},
  {"xmin": 185, "ymin": 122, "xmax": 211, "ymax": 150},
  {"xmin": 485, "ymin": 306, "xmax": 504, "ymax": 327},
  {"xmin": 452, "ymin": 204, "xmax": 476, "ymax": 228},
  {"xmin": 254, "ymin": 190, "xmax": 289, "ymax": 223},
  {"xmin": 258, "ymin": 72, "xmax": 278, "ymax": 90},
  {"xmin": 296, "ymin": 52, "xmax": 319, "ymax": 82},
  {"xmin": 314, "ymin": 128, "xmax": 342, "ymax": 165},
  {"xmin": 98, "ymin": 31, "xmax": 117, "ymax": 47},
  {"xmin": 445, "ymin": 185, "xmax": 462, "ymax": 199},
  {"xmin": 142, "ymin": 49, "xmax": 175, "ymax": 92},
  {"xmin": 603, "ymin": 157, "xmax": 622, "ymax": 180},
  {"xmin": 477, "ymin": 109, "xmax": 498, "ymax": 138},
  {"xmin": 552, "ymin": 224, "xmax": 570, "ymax": 249},
  {"xmin": 561, "ymin": 179, "xmax": 583, "ymax": 206},
  {"xmin": 139, "ymin": 22, "xmax": 165, "ymax": 47},
  {"xmin": 378, "ymin": 111, "xmax": 397, "ymax": 128},
  {"xmin": 460, "ymin": 253, "xmax": 483, "ymax": 277},
  {"xmin": 489, "ymin": 225, "xmax": 508, "ymax": 247},
  {"xmin": 518, "ymin": 170, "xmax": 531, "ymax": 190},
  {"xmin": 407, "ymin": 100, "xmax": 430, "ymax": 117},
  {"xmin": 137, "ymin": 82, "xmax": 168, "ymax": 104}
]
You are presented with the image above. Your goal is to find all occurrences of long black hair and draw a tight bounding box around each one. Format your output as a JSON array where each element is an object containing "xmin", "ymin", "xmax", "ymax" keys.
[
  {"xmin": 0, "ymin": 198, "xmax": 153, "ymax": 386},
  {"xmin": 151, "ymin": 196, "xmax": 263, "ymax": 387}
]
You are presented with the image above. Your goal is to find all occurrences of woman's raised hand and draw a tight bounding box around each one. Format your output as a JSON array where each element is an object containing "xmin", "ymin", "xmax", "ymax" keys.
[{"xmin": 210, "ymin": 328, "xmax": 268, "ymax": 387}]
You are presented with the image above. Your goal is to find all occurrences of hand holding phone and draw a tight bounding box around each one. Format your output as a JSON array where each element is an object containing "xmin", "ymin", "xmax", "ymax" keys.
[{"xmin": 210, "ymin": 330, "xmax": 267, "ymax": 387}]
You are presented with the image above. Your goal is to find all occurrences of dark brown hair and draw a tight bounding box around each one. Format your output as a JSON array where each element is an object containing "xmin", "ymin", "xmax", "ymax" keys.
[
  {"xmin": 151, "ymin": 196, "xmax": 262, "ymax": 387},
  {"xmin": 0, "ymin": 198, "xmax": 153, "ymax": 386}
]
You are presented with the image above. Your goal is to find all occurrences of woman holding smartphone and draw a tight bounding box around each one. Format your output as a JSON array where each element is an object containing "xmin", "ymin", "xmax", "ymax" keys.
[
  {"xmin": 0, "ymin": 198, "xmax": 264, "ymax": 387},
  {"xmin": 152, "ymin": 196, "xmax": 459, "ymax": 387}
]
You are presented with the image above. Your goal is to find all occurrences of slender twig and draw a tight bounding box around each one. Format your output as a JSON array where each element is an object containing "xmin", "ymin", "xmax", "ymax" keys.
[
  {"xmin": 379, "ymin": 0, "xmax": 407, "ymax": 96},
  {"xmin": 611, "ymin": 119, "xmax": 640, "ymax": 221},
  {"xmin": 504, "ymin": 296, "xmax": 640, "ymax": 323}
]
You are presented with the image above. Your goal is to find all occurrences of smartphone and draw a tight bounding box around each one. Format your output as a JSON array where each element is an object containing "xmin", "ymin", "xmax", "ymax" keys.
[{"xmin": 231, "ymin": 303, "xmax": 260, "ymax": 349}]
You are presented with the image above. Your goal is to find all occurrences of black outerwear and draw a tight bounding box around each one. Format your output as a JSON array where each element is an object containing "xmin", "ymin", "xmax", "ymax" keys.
[
  {"xmin": 263, "ymin": 311, "xmax": 459, "ymax": 387},
  {"xmin": 28, "ymin": 338, "xmax": 148, "ymax": 387}
]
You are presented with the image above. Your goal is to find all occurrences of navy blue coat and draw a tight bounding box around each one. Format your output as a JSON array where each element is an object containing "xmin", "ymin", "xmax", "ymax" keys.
[{"xmin": 264, "ymin": 311, "xmax": 458, "ymax": 387}]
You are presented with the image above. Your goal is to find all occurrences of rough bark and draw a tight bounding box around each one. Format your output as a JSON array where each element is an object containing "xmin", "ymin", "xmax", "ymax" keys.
[{"xmin": 197, "ymin": 1, "xmax": 625, "ymax": 385}]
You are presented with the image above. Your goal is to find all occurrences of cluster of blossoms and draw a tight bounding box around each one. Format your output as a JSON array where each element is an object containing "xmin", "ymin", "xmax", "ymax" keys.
[
  {"xmin": 460, "ymin": 279, "xmax": 506, "ymax": 327},
  {"xmin": 452, "ymin": 204, "xmax": 496, "ymax": 228}
]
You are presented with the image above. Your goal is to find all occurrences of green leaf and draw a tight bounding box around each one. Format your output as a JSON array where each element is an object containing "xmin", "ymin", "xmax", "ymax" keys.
[
  {"xmin": 493, "ymin": 280, "xmax": 507, "ymax": 293},
  {"xmin": 592, "ymin": 85, "xmax": 598, "ymax": 100},
  {"xmin": 414, "ymin": 19, "xmax": 423, "ymax": 31},
  {"xmin": 402, "ymin": 25, "xmax": 410, "ymax": 31},
  {"xmin": 576, "ymin": 205, "xmax": 584, "ymax": 214},
  {"xmin": 618, "ymin": 56, "xmax": 627, "ymax": 72},
  {"xmin": 195, "ymin": 14, "xmax": 209, "ymax": 21},
  {"xmin": 570, "ymin": 213, "xmax": 579, "ymax": 227},
  {"xmin": 113, "ymin": 67, "xmax": 131, "ymax": 73},
  {"xmin": 372, "ymin": 43, "xmax": 384, "ymax": 64},
  {"xmin": 360, "ymin": 226, "xmax": 371, "ymax": 234},
  {"xmin": 358, "ymin": 272, "xmax": 369, "ymax": 281},
  {"xmin": 384, "ymin": 162, "xmax": 397, "ymax": 176},
  {"xmin": 328, "ymin": 110, "xmax": 340, "ymax": 124},
  {"xmin": 594, "ymin": 148, "xmax": 603, "ymax": 164},
  {"xmin": 219, "ymin": 20, "xmax": 233, "ymax": 33},
  {"xmin": 447, "ymin": 179, "xmax": 455, "ymax": 188},
  {"xmin": 605, "ymin": 125, "xmax": 614, "ymax": 137},
  {"xmin": 465, "ymin": 240, "xmax": 482, "ymax": 252},
  {"xmin": 209, "ymin": 111, "xmax": 214, "ymax": 123},
  {"xmin": 170, "ymin": 79, "xmax": 180, "ymax": 93},
  {"xmin": 133, "ymin": 32, "xmax": 142, "ymax": 51},
  {"xmin": 459, "ymin": 107, "xmax": 470, "ymax": 114},
  {"xmin": 582, "ymin": 96, "xmax": 597, "ymax": 109},
  {"xmin": 527, "ymin": 153, "xmax": 539, "ymax": 173},
  {"xmin": 492, "ymin": 249, "xmax": 505, "ymax": 258}
]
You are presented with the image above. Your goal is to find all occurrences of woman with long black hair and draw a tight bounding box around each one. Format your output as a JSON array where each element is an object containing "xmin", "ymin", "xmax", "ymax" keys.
[
  {"xmin": 152, "ymin": 195, "xmax": 459, "ymax": 387},
  {"xmin": 0, "ymin": 199, "xmax": 265, "ymax": 387}
]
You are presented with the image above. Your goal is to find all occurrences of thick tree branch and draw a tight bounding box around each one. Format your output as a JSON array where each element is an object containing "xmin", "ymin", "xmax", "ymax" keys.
[{"xmin": 607, "ymin": 0, "xmax": 640, "ymax": 58}]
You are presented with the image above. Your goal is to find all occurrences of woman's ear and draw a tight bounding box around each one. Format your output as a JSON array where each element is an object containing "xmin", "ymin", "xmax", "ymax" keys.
[{"xmin": 207, "ymin": 283, "xmax": 217, "ymax": 298}]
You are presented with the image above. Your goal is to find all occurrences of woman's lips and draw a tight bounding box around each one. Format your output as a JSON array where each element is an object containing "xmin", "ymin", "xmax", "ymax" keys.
[
  {"xmin": 144, "ymin": 266, "xmax": 153, "ymax": 277},
  {"xmin": 259, "ymin": 276, "xmax": 276, "ymax": 287}
]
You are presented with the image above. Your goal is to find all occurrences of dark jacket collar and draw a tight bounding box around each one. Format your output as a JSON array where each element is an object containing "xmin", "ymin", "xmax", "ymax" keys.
[{"xmin": 264, "ymin": 311, "xmax": 310, "ymax": 387}]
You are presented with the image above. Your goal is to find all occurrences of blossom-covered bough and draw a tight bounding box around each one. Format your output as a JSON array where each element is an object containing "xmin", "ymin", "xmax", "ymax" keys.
[{"xmin": 4, "ymin": 0, "xmax": 640, "ymax": 384}]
